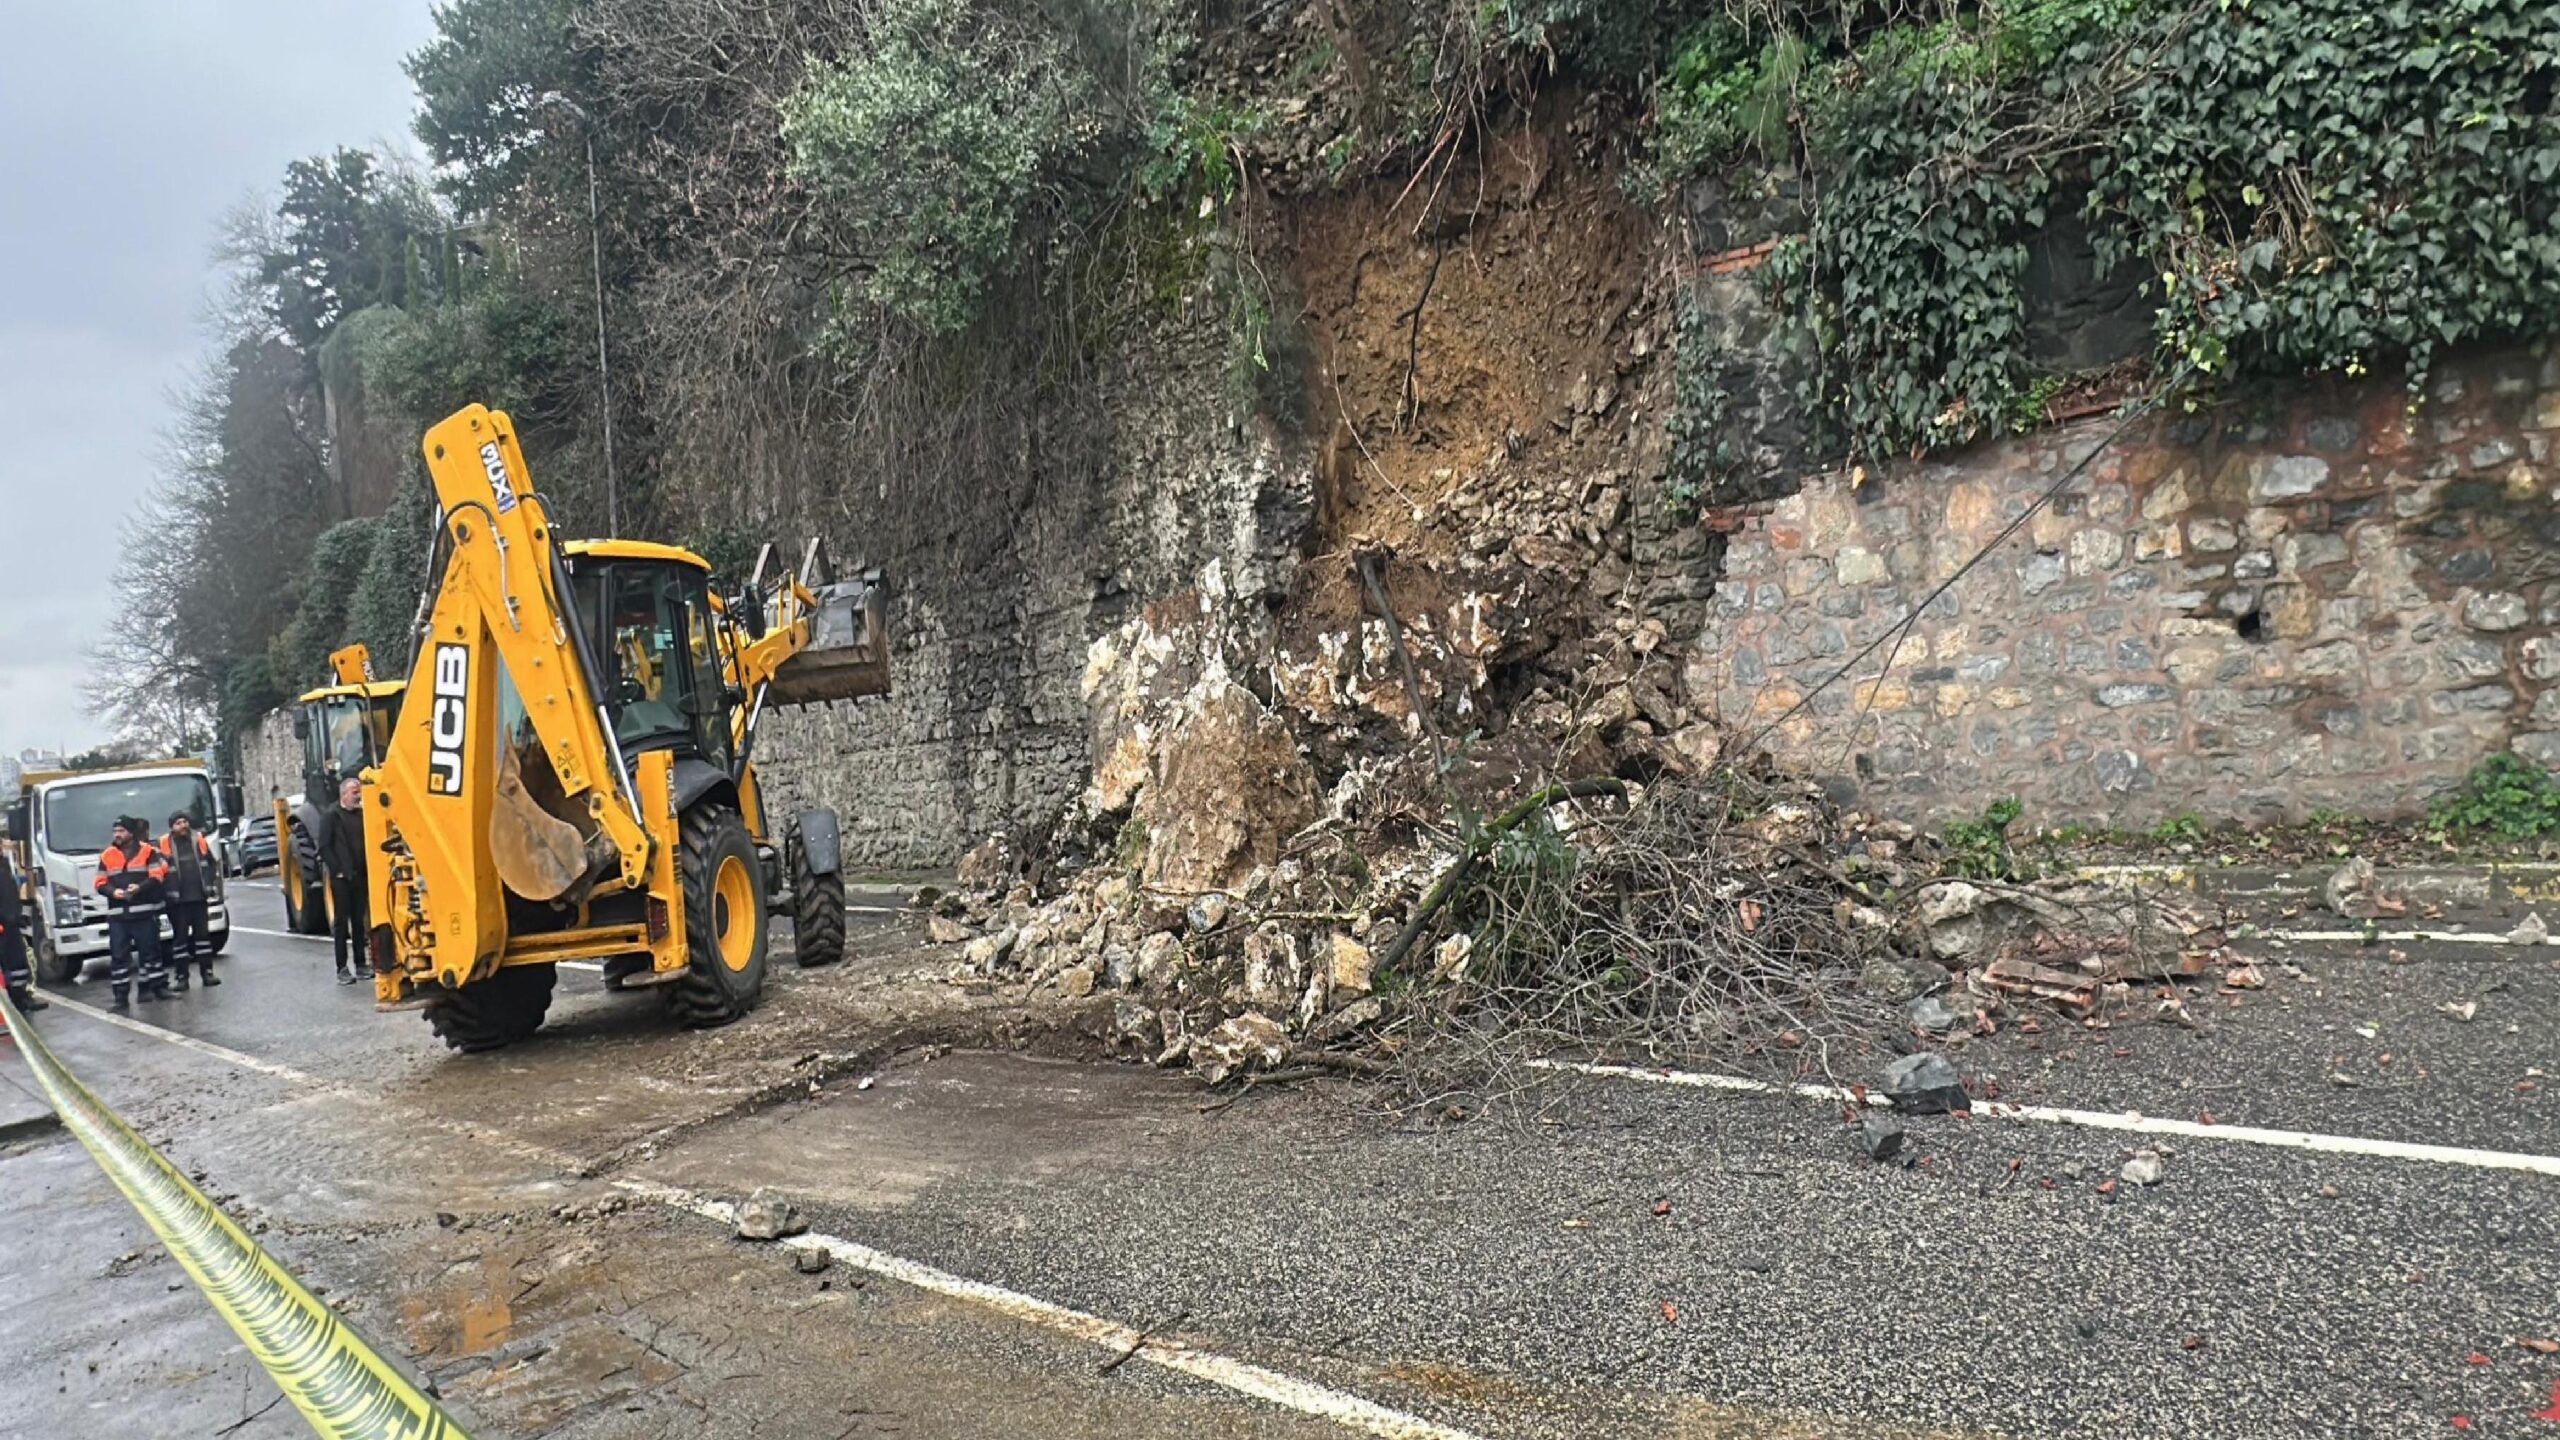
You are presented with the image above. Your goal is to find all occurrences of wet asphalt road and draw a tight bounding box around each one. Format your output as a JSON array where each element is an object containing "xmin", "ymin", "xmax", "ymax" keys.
[{"xmin": 1, "ymin": 874, "xmax": 2555, "ymax": 1438}]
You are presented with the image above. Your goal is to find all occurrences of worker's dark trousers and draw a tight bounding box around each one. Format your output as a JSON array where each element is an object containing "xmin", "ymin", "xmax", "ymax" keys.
[
  {"xmin": 108, "ymin": 912, "xmax": 166, "ymax": 1001},
  {"xmin": 0, "ymin": 937, "xmax": 28, "ymax": 996},
  {"xmin": 165, "ymin": 900, "xmax": 213, "ymax": 983},
  {"xmin": 330, "ymin": 882, "xmax": 370, "ymax": 976}
]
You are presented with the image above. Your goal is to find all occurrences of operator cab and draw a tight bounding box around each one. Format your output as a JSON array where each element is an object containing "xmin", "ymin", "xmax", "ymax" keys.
[
  {"xmin": 561, "ymin": 540, "xmax": 738, "ymax": 772},
  {"xmin": 293, "ymin": 681, "xmax": 401, "ymax": 787}
]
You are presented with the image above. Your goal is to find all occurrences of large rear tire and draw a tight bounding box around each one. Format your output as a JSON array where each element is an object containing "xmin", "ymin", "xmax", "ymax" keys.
[
  {"xmin": 662, "ymin": 804, "xmax": 768, "ymax": 1028},
  {"xmin": 285, "ymin": 823, "xmax": 329, "ymax": 936},
  {"xmin": 423, "ymin": 963, "xmax": 558, "ymax": 1053},
  {"xmin": 790, "ymin": 829, "xmax": 846, "ymax": 969}
]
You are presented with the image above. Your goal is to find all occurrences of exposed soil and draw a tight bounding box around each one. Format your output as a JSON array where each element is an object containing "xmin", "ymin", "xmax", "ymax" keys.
[{"xmin": 1276, "ymin": 95, "xmax": 1655, "ymax": 643}]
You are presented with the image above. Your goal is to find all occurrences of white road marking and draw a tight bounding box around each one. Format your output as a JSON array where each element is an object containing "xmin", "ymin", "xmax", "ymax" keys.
[
  {"xmin": 621, "ymin": 1179, "xmax": 1486, "ymax": 1439},
  {"xmin": 35, "ymin": 993, "xmax": 318, "ymax": 1085},
  {"xmin": 2267, "ymin": 928, "xmax": 2538, "ymax": 947},
  {"xmin": 1532, "ymin": 1059, "xmax": 2560, "ymax": 1178},
  {"xmin": 37, "ymin": 990, "xmax": 1487, "ymax": 1438}
]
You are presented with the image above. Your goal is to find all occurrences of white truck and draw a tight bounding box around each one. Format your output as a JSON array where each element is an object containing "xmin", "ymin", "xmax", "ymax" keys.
[{"xmin": 5, "ymin": 759, "xmax": 238, "ymax": 983}]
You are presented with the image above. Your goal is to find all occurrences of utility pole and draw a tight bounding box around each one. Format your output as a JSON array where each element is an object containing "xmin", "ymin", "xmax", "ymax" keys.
[
  {"xmin": 540, "ymin": 92, "xmax": 618, "ymax": 536},
  {"xmin": 583, "ymin": 128, "xmax": 617, "ymax": 537}
]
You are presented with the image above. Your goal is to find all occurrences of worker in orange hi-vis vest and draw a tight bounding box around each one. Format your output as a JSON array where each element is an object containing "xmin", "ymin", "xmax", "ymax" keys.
[{"xmin": 94, "ymin": 815, "xmax": 170, "ymax": 1012}]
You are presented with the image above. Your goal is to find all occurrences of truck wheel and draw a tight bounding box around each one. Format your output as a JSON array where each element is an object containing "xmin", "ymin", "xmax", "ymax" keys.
[
  {"xmin": 423, "ymin": 963, "xmax": 557, "ymax": 1053},
  {"xmin": 662, "ymin": 804, "xmax": 768, "ymax": 1028},
  {"xmin": 790, "ymin": 830, "xmax": 846, "ymax": 969},
  {"xmin": 38, "ymin": 932, "xmax": 78, "ymax": 984}
]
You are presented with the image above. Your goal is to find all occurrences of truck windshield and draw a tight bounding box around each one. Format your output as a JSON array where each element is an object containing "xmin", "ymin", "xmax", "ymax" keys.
[{"xmin": 42, "ymin": 774, "xmax": 217, "ymax": 856}]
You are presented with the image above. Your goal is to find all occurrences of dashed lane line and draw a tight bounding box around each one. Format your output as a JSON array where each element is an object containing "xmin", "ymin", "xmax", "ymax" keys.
[
  {"xmin": 36, "ymin": 991, "xmax": 1489, "ymax": 1440},
  {"xmin": 1531, "ymin": 1059, "xmax": 2560, "ymax": 1178}
]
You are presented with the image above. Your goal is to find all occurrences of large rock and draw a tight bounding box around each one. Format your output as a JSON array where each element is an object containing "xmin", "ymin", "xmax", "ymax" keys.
[
  {"xmin": 1916, "ymin": 881, "xmax": 1992, "ymax": 961},
  {"xmin": 1881, "ymin": 1053, "xmax": 1970, "ymax": 1114},
  {"xmin": 963, "ymin": 926, "xmax": 1018, "ymax": 973},
  {"xmin": 1137, "ymin": 678, "xmax": 1321, "ymax": 894},
  {"xmin": 1135, "ymin": 932, "xmax": 1185, "ymax": 989},
  {"xmin": 1191, "ymin": 1012, "xmax": 1291, "ymax": 1085},
  {"xmin": 734, "ymin": 1187, "xmax": 807, "ymax": 1241},
  {"xmin": 2324, "ymin": 857, "xmax": 2377, "ymax": 917},
  {"xmin": 1328, "ymin": 934, "xmax": 1375, "ymax": 999},
  {"xmin": 1240, "ymin": 924, "xmax": 1302, "ymax": 1008}
]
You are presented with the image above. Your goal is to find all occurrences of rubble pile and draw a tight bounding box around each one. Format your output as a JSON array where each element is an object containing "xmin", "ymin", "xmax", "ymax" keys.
[{"xmin": 925, "ymin": 576, "xmax": 2251, "ymax": 1091}]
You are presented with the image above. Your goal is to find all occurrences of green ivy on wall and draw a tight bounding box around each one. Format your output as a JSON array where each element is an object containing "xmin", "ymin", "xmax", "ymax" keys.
[{"xmin": 1656, "ymin": 0, "xmax": 2560, "ymax": 462}]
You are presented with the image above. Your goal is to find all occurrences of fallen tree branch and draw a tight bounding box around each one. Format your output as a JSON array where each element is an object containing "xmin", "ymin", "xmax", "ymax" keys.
[{"xmin": 1377, "ymin": 776, "xmax": 1629, "ymax": 977}]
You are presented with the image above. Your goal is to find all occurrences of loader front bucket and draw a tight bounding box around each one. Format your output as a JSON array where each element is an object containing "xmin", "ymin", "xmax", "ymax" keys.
[{"xmin": 766, "ymin": 574, "xmax": 891, "ymax": 705}]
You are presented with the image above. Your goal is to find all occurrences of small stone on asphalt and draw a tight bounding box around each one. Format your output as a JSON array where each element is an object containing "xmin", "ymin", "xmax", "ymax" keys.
[{"xmin": 1857, "ymin": 1112, "xmax": 1905, "ymax": 1162}]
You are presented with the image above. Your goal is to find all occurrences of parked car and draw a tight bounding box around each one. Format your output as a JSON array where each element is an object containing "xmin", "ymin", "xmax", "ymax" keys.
[{"xmin": 233, "ymin": 815, "xmax": 279, "ymax": 877}]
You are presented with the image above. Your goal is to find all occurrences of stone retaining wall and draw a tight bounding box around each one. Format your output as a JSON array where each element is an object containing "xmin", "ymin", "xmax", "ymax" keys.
[
  {"xmin": 747, "ymin": 318, "xmax": 1311, "ymax": 869},
  {"xmin": 1694, "ymin": 347, "xmax": 2560, "ymax": 825}
]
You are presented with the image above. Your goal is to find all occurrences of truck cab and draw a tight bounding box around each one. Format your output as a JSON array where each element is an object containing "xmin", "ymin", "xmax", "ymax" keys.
[{"xmin": 6, "ymin": 761, "xmax": 234, "ymax": 983}]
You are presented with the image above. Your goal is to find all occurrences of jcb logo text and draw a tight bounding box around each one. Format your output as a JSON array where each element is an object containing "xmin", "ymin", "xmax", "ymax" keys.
[{"xmin": 429, "ymin": 644, "xmax": 468, "ymax": 795}]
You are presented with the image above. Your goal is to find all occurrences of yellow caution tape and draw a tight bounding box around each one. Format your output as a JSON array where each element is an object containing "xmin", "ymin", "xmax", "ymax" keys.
[{"xmin": 0, "ymin": 990, "xmax": 473, "ymax": 1439}]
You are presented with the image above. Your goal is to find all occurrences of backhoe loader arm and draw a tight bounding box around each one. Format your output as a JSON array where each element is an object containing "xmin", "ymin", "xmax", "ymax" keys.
[{"xmin": 365, "ymin": 406, "xmax": 656, "ymax": 986}]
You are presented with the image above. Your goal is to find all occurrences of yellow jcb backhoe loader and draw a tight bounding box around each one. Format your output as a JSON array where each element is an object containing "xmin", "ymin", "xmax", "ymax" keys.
[
  {"xmin": 277, "ymin": 644, "xmax": 403, "ymax": 935},
  {"xmin": 362, "ymin": 404, "xmax": 889, "ymax": 1051}
]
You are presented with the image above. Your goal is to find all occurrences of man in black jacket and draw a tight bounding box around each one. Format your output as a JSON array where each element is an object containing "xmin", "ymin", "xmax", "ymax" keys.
[
  {"xmin": 0, "ymin": 847, "xmax": 46, "ymax": 1020},
  {"xmin": 159, "ymin": 811, "xmax": 221, "ymax": 991},
  {"xmin": 319, "ymin": 777, "xmax": 370, "ymax": 985}
]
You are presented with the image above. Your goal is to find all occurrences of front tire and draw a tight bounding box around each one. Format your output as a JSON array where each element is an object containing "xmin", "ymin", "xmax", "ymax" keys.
[
  {"xmin": 790, "ymin": 829, "xmax": 846, "ymax": 969},
  {"xmin": 423, "ymin": 963, "xmax": 558, "ymax": 1053},
  {"xmin": 38, "ymin": 931, "xmax": 78, "ymax": 984},
  {"xmin": 662, "ymin": 804, "xmax": 768, "ymax": 1028}
]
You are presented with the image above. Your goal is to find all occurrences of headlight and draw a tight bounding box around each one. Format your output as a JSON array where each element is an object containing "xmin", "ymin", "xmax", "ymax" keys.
[{"xmin": 51, "ymin": 883, "xmax": 82, "ymax": 927}]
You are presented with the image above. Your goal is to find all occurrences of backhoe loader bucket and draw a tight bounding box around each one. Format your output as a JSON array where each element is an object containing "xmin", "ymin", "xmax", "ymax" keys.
[
  {"xmin": 490, "ymin": 741, "xmax": 590, "ymax": 903},
  {"xmin": 765, "ymin": 573, "xmax": 891, "ymax": 705}
]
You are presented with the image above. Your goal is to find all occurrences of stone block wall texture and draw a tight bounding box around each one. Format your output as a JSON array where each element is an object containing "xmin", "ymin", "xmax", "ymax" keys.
[
  {"xmin": 237, "ymin": 710, "xmax": 300, "ymax": 814},
  {"xmin": 747, "ymin": 318, "xmax": 1310, "ymax": 869},
  {"xmin": 1694, "ymin": 347, "xmax": 2560, "ymax": 826}
]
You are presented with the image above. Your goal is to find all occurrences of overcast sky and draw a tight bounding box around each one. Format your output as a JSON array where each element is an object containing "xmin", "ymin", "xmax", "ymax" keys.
[{"xmin": 0, "ymin": 2, "xmax": 437, "ymax": 760}]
